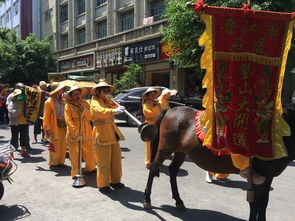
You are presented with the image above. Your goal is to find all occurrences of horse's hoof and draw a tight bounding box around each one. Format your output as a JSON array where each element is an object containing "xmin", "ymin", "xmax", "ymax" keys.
[
  {"xmin": 176, "ymin": 203, "xmax": 186, "ymax": 211},
  {"xmin": 143, "ymin": 201, "xmax": 152, "ymax": 210}
]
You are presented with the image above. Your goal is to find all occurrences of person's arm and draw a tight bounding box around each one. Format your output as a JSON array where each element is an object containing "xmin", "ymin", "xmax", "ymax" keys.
[
  {"xmin": 43, "ymin": 100, "xmax": 52, "ymax": 138},
  {"xmin": 90, "ymin": 99, "xmax": 115, "ymax": 119},
  {"xmin": 64, "ymin": 104, "xmax": 79, "ymax": 138}
]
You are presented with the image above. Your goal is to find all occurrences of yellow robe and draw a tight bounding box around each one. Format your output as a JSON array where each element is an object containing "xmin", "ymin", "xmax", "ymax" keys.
[
  {"xmin": 43, "ymin": 97, "xmax": 67, "ymax": 166},
  {"xmin": 142, "ymin": 99, "xmax": 161, "ymax": 165},
  {"xmin": 64, "ymin": 100, "xmax": 96, "ymax": 177},
  {"xmin": 159, "ymin": 98, "xmax": 170, "ymax": 111},
  {"xmin": 90, "ymin": 96, "xmax": 125, "ymax": 188}
]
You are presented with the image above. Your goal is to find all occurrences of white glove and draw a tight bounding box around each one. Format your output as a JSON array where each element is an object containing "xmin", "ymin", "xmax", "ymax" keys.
[{"xmin": 113, "ymin": 106, "xmax": 125, "ymax": 114}]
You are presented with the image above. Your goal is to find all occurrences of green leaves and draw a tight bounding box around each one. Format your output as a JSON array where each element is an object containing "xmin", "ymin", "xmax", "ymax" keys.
[
  {"xmin": 114, "ymin": 64, "xmax": 142, "ymax": 94},
  {"xmin": 0, "ymin": 29, "xmax": 57, "ymax": 86},
  {"xmin": 162, "ymin": 0, "xmax": 295, "ymax": 74}
]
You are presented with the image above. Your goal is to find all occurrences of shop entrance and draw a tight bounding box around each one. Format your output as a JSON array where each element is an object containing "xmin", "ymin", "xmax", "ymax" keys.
[{"xmin": 151, "ymin": 72, "xmax": 170, "ymax": 88}]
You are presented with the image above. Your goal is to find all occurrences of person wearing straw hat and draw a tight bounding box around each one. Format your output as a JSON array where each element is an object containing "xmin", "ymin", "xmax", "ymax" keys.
[
  {"xmin": 90, "ymin": 79, "xmax": 125, "ymax": 194},
  {"xmin": 158, "ymin": 88, "xmax": 178, "ymax": 110},
  {"xmin": 43, "ymin": 82, "xmax": 67, "ymax": 168},
  {"xmin": 64, "ymin": 86, "xmax": 96, "ymax": 180},
  {"xmin": 7, "ymin": 89, "xmax": 30, "ymax": 157},
  {"xmin": 142, "ymin": 87, "xmax": 161, "ymax": 169},
  {"xmin": 32, "ymin": 81, "xmax": 50, "ymax": 144}
]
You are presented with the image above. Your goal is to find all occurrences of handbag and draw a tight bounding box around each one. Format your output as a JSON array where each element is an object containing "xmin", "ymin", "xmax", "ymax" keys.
[{"xmin": 57, "ymin": 118, "xmax": 67, "ymax": 128}]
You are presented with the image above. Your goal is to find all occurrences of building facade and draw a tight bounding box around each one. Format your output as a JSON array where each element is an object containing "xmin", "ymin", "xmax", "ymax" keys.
[
  {"xmin": 40, "ymin": 0, "xmax": 182, "ymax": 91},
  {"xmin": 0, "ymin": 0, "xmax": 41, "ymax": 39}
]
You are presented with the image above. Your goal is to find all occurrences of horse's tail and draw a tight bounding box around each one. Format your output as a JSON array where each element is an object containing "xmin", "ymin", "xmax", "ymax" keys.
[{"xmin": 150, "ymin": 110, "xmax": 168, "ymax": 164}]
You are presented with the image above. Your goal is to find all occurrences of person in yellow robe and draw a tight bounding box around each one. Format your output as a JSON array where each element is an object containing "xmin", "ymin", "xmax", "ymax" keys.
[
  {"xmin": 158, "ymin": 88, "xmax": 178, "ymax": 111},
  {"xmin": 43, "ymin": 82, "xmax": 67, "ymax": 169},
  {"xmin": 205, "ymin": 171, "xmax": 231, "ymax": 183},
  {"xmin": 90, "ymin": 79, "xmax": 125, "ymax": 194},
  {"xmin": 142, "ymin": 87, "xmax": 161, "ymax": 169},
  {"xmin": 64, "ymin": 86, "xmax": 96, "ymax": 180}
]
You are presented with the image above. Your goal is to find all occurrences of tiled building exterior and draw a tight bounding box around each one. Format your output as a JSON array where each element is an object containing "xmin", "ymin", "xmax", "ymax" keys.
[{"xmin": 41, "ymin": 0, "xmax": 186, "ymax": 92}]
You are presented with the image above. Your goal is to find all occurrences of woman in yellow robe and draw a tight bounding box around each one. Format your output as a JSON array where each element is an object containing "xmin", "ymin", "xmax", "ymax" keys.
[
  {"xmin": 90, "ymin": 80, "xmax": 125, "ymax": 194},
  {"xmin": 43, "ymin": 82, "xmax": 67, "ymax": 168},
  {"xmin": 142, "ymin": 87, "xmax": 161, "ymax": 169},
  {"xmin": 64, "ymin": 86, "xmax": 96, "ymax": 180}
]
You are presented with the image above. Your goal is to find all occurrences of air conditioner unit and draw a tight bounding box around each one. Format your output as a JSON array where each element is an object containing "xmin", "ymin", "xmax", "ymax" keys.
[{"xmin": 143, "ymin": 16, "xmax": 153, "ymax": 25}]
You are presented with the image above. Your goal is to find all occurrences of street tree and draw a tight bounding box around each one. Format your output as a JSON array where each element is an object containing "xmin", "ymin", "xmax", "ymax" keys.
[
  {"xmin": 114, "ymin": 64, "xmax": 142, "ymax": 94},
  {"xmin": 0, "ymin": 29, "xmax": 57, "ymax": 86},
  {"xmin": 162, "ymin": 0, "xmax": 295, "ymax": 73}
]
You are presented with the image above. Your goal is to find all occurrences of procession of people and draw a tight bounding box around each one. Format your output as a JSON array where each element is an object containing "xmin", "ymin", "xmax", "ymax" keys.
[{"xmin": 3, "ymin": 77, "xmax": 293, "ymax": 194}]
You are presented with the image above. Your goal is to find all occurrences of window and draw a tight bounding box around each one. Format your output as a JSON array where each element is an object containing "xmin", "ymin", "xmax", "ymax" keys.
[
  {"xmin": 77, "ymin": 28, "xmax": 86, "ymax": 44},
  {"xmin": 121, "ymin": 11, "xmax": 134, "ymax": 32},
  {"xmin": 97, "ymin": 0, "xmax": 106, "ymax": 7},
  {"xmin": 151, "ymin": 0, "xmax": 165, "ymax": 21},
  {"xmin": 13, "ymin": 1, "xmax": 18, "ymax": 16},
  {"xmin": 60, "ymin": 4, "xmax": 68, "ymax": 23},
  {"xmin": 5, "ymin": 10, "xmax": 10, "ymax": 23},
  {"xmin": 61, "ymin": 34, "xmax": 68, "ymax": 49},
  {"xmin": 0, "ymin": 16, "xmax": 3, "ymax": 27},
  {"xmin": 97, "ymin": 21, "xmax": 107, "ymax": 38},
  {"xmin": 14, "ymin": 25, "xmax": 20, "ymax": 38},
  {"xmin": 77, "ymin": 0, "xmax": 85, "ymax": 15},
  {"xmin": 45, "ymin": 8, "xmax": 53, "ymax": 21}
]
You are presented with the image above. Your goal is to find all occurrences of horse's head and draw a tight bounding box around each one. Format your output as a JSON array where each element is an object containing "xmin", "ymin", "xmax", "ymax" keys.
[{"xmin": 283, "ymin": 103, "xmax": 295, "ymax": 160}]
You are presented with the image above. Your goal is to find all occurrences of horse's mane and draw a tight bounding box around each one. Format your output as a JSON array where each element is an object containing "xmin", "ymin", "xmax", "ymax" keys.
[
  {"xmin": 283, "ymin": 103, "xmax": 295, "ymax": 160},
  {"xmin": 155, "ymin": 110, "xmax": 168, "ymax": 127}
]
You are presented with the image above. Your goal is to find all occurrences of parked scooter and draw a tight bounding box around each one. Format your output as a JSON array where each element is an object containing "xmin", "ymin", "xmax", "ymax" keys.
[{"xmin": 0, "ymin": 143, "xmax": 17, "ymax": 200}]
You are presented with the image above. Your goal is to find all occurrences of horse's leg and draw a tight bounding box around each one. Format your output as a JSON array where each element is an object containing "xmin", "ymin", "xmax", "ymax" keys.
[
  {"xmin": 248, "ymin": 178, "xmax": 273, "ymax": 221},
  {"xmin": 143, "ymin": 150, "xmax": 167, "ymax": 209},
  {"xmin": 169, "ymin": 152, "xmax": 186, "ymax": 210}
]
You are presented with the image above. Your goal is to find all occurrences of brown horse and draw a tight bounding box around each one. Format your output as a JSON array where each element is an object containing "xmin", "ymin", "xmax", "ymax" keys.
[{"xmin": 143, "ymin": 103, "xmax": 295, "ymax": 221}]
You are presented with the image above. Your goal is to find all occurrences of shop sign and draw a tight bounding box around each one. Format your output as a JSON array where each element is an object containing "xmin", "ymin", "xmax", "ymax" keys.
[
  {"xmin": 122, "ymin": 38, "xmax": 160, "ymax": 64},
  {"xmin": 96, "ymin": 48, "xmax": 122, "ymax": 68},
  {"xmin": 59, "ymin": 53, "xmax": 94, "ymax": 73}
]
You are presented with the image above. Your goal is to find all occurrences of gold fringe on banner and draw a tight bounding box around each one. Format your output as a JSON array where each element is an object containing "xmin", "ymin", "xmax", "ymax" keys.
[
  {"xmin": 271, "ymin": 19, "xmax": 294, "ymax": 159},
  {"xmin": 214, "ymin": 52, "xmax": 281, "ymax": 66},
  {"xmin": 199, "ymin": 14, "xmax": 215, "ymax": 148}
]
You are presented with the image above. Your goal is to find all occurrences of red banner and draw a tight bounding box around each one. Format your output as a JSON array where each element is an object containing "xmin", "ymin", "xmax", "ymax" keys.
[{"xmin": 195, "ymin": 1, "xmax": 294, "ymax": 160}]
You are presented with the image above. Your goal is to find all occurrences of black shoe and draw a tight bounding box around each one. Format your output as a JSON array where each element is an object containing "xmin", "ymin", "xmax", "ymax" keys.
[
  {"xmin": 99, "ymin": 186, "xmax": 113, "ymax": 194},
  {"xmin": 85, "ymin": 169, "xmax": 97, "ymax": 175},
  {"xmin": 110, "ymin": 183, "xmax": 125, "ymax": 189},
  {"xmin": 49, "ymin": 165, "xmax": 59, "ymax": 170},
  {"xmin": 26, "ymin": 146, "xmax": 33, "ymax": 151}
]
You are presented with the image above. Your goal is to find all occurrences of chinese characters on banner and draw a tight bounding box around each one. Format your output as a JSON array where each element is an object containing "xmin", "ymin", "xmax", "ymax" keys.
[
  {"xmin": 195, "ymin": 1, "xmax": 294, "ymax": 160},
  {"xmin": 24, "ymin": 86, "xmax": 44, "ymax": 124}
]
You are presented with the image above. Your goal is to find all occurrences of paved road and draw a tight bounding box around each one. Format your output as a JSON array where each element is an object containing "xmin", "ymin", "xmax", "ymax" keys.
[{"xmin": 0, "ymin": 123, "xmax": 294, "ymax": 221}]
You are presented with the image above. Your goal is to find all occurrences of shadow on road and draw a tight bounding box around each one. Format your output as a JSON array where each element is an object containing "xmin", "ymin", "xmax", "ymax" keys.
[
  {"xmin": 121, "ymin": 147, "xmax": 131, "ymax": 152},
  {"xmin": 35, "ymin": 165, "xmax": 71, "ymax": 177},
  {"xmin": 0, "ymin": 204, "xmax": 31, "ymax": 220},
  {"xmin": 27, "ymin": 148, "xmax": 45, "ymax": 155},
  {"xmin": 159, "ymin": 164, "xmax": 189, "ymax": 177},
  {"xmin": 210, "ymin": 180, "xmax": 248, "ymax": 190},
  {"xmin": 148, "ymin": 204, "xmax": 246, "ymax": 221},
  {"xmin": 105, "ymin": 186, "xmax": 146, "ymax": 211},
  {"xmin": 14, "ymin": 156, "xmax": 46, "ymax": 164}
]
